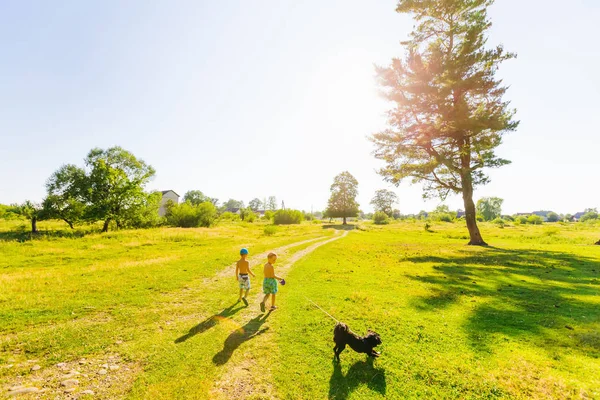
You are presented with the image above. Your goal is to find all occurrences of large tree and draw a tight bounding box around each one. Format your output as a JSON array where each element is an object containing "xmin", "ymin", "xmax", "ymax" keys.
[
  {"xmin": 326, "ymin": 171, "xmax": 360, "ymax": 225},
  {"xmin": 248, "ymin": 198, "xmax": 263, "ymax": 211},
  {"xmin": 371, "ymin": 0, "xmax": 518, "ymax": 245},
  {"xmin": 370, "ymin": 189, "xmax": 399, "ymax": 217},
  {"xmin": 476, "ymin": 196, "xmax": 503, "ymax": 221},
  {"xmin": 44, "ymin": 164, "xmax": 87, "ymax": 229},
  {"xmin": 84, "ymin": 147, "xmax": 156, "ymax": 232}
]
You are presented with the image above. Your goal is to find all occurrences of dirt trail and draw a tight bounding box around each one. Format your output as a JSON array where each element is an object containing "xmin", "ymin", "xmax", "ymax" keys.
[{"xmin": 210, "ymin": 230, "xmax": 350, "ymax": 400}]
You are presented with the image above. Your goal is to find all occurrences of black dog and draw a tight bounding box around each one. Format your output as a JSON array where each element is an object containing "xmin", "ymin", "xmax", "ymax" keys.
[{"xmin": 333, "ymin": 322, "xmax": 381, "ymax": 362}]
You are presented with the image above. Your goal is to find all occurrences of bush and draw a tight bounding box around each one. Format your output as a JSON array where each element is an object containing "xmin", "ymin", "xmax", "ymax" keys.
[
  {"xmin": 580, "ymin": 211, "xmax": 598, "ymax": 222},
  {"xmin": 430, "ymin": 212, "xmax": 453, "ymax": 222},
  {"xmin": 514, "ymin": 215, "xmax": 528, "ymax": 225},
  {"xmin": 220, "ymin": 211, "xmax": 240, "ymax": 221},
  {"xmin": 263, "ymin": 225, "xmax": 277, "ymax": 236},
  {"xmin": 166, "ymin": 201, "xmax": 217, "ymax": 227},
  {"xmin": 527, "ymin": 215, "xmax": 543, "ymax": 225},
  {"xmin": 373, "ymin": 211, "xmax": 390, "ymax": 225},
  {"xmin": 303, "ymin": 212, "xmax": 314, "ymax": 221},
  {"xmin": 263, "ymin": 210, "xmax": 274, "ymax": 220},
  {"xmin": 546, "ymin": 212, "xmax": 560, "ymax": 222},
  {"xmin": 492, "ymin": 217, "xmax": 505, "ymax": 228},
  {"xmin": 273, "ymin": 209, "xmax": 304, "ymax": 225},
  {"xmin": 476, "ymin": 215, "xmax": 484, "ymax": 222}
]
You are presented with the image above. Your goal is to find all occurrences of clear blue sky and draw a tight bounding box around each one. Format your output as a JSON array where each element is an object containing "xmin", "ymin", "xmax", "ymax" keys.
[{"xmin": 1, "ymin": 0, "xmax": 598, "ymax": 214}]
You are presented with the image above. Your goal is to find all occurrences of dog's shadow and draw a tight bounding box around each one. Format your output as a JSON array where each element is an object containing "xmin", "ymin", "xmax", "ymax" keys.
[
  {"xmin": 212, "ymin": 312, "xmax": 271, "ymax": 366},
  {"xmin": 328, "ymin": 358, "xmax": 386, "ymax": 400},
  {"xmin": 174, "ymin": 302, "xmax": 245, "ymax": 344}
]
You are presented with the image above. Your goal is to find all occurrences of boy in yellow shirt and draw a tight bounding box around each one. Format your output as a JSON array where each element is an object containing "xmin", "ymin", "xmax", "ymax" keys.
[{"xmin": 235, "ymin": 248, "xmax": 255, "ymax": 306}]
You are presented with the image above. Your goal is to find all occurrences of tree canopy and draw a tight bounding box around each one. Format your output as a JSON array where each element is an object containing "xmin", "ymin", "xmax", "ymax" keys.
[
  {"xmin": 476, "ymin": 197, "xmax": 503, "ymax": 221},
  {"xmin": 326, "ymin": 171, "xmax": 360, "ymax": 225},
  {"xmin": 370, "ymin": 189, "xmax": 399, "ymax": 217},
  {"xmin": 371, "ymin": 0, "xmax": 518, "ymax": 245}
]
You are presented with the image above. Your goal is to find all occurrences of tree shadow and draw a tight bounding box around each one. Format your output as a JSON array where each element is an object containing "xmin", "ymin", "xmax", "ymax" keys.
[
  {"xmin": 0, "ymin": 229, "xmax": 92, "ymax": 242},
  {"xmin": 212, "ymin": 311, "xmax": 272, "ymax": 365},
  {"xmin": 405, "ymin": 246, "xmax": 600, "ymax": 356},
  {"xmin": 328, "ymin": 358, "xmax": 386, "ymax": 400},
  {"xmin": 322, "ymin": 224, "xmax": 356, "ymax": 231},
  {"xmin": 174, "ymin": 302, "xmax": 245, "ymax": 344}
]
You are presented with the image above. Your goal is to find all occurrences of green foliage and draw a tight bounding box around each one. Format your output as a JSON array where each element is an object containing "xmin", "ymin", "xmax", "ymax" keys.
[
  {"xmin": 430, "ymin": 212, "xmax": 454, "ymax": 222},
  {"xmin": 303, "ymin": 212, "xmax": 314, "ymax": 221},
  {"xmin": 263, "ymin": 225, "xmax": 277, "ymax": 236},
  {"xmin": 249, "ymin": 198, "xmax": 263, "ymax": 211},
  {"xmin": 183, "ymin": 190, "xmax": 217, "ymax": 206},
  {"xmin": 273, "ymin": 209, "xmax": 304, "ymax": 225},
  {"xmin": 222, "ymin": 199, "xmax": 244, "ymax": 210},
  {"xmin": 263, "ymin": 210, "xmax": 274, "ymax": 220},
  {"xmin": 240, "ymin": 207, "xmax": 257, "ymax": 222},
  {"xmin": 513, "ymin": 215, "xmax": 528, "ymax": 225},
  {"xmin": 44, "ymin": 164, "xmax": 87, "ymax": 228},
  {"xmin": 325, "ymin": 171, "xmax": 360, "ymax": 224},
  {"xmin": 219, "ymin": 211, "xmax": 240, "ymax": 221},
  {"xmin": 124, "ymin": 191, "xmax": 163, "ymax": 228},
  {"xmin": 492, "ymin": 217, "xmax": 505, "ymax": 228},
  {"xmin": 527, "ymin": 215, "xmax": 544, "ymax": 225},
  {"xmin": 476, "ymin": 197, "xmax": 504, "ymax": 221},
  {"xmin": 373, "ymin": 211, "xmax": 390, "ymax": 225},
  {"xmin": 0, "ymin": 204, "xmax": 20, "ymax": 220},
  {"xmin": 267, "ymin": 196, "xmax": 278, "ymax": 211},
  {"xmin": 165, "ymin": 201, "xmax": 217, "ymax": 228},
  {"xmin": 546, "ymin": 212, "xmax": 560, "ymax": 222},
  {"xmin": 15, "ymin": 200, "xmax": 46, "ymax": 233},
  {"xmin": 370, "ymin": 189, "xmax": 398, "ymax": 217},
  {"xmin": 580, "ymin": 211, "xmax": 598, "ymax": 222}
]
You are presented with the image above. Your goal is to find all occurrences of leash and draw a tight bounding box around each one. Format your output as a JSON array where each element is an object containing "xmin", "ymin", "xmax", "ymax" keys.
[{"xmin": 304, "ymin": 296, "xmax": 340, "ymax": 323}]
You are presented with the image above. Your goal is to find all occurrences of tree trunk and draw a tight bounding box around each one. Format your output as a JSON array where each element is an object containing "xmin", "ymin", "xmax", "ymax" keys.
[
  {"xmin": 595, "ymin": 239, "xmax": 600, "ymax": 246},
  {"xmin": 343, "ymin": 216, "xmax": 347, "ymax": 225},
  {"xmin": 462, "ymin": 176, "xmax": 487, "ymax": 246},
  {"xmin": 63, "ymin": 219, "xmax": 74, "ymax": 229},
  {"xmin": 31, "ymin": 217, "xmax": 38, "ymax": 234},
  {"xmin": 102, "ymin": 219, "xmax": 111, "ymax": 233}
]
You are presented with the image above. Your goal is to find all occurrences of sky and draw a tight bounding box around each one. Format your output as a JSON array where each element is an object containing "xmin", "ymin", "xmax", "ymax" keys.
[{"xmin": 1, "ymin": 0, "xmax": 599, "ymax": 215}]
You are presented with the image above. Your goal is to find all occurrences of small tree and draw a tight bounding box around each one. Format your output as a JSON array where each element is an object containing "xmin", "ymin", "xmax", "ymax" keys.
[
  {"xmin": 373, "ymin": 211, "xmax": 390, "ymax": 225},
  {"xmin": 267, "ymin": 196, "xmax": 278, "ymax": 211},
  {"xmin": 546, "ymin": 212, "xmax": 560, "ymax": 222},
  {"xmin": 44, "ymin": 164, "xmax": 88, "ymax": 229},
  {"xmin": 476, "ymin": 197, "xmax": 504, "ymax": 221},
  {"xmin": 325, "ymin": 171, "xmax": 360, "ymax": 225},
  {"xmin": 249, "ymin": 198, "xmax": 263, "ymax": 211},
  {"xmin": 183, "ymin": 190, "xmax": 211, "ymax": 206},
  {"xmin": 371, "ymin": 0, "xmax": 518, "ymax": 245},
  {"xmin": 370, "ymin": 189, "xmax": 399, "ymax": 217},
  {"xmin": 16, "ymin": 201, "xmax": 45, "ymax": 233},
  {"xmin": 223, "ymin": 199, "xmax": 244, "ymax": 210}
]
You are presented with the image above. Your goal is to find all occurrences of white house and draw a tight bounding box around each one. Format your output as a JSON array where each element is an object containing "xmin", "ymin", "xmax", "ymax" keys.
[{"xmin": 159, "ymin": 190, "xmax": 180, "ymax": 216}]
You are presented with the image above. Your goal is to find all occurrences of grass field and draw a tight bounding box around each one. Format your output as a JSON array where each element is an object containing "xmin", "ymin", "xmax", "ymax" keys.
[{"xmin": 1, "ymin": 220, "xmax": 599, "ymax": 399}]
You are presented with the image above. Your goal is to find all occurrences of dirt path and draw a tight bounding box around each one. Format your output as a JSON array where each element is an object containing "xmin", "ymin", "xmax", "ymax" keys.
[{"xmin": 210, "ymin": 230, "xmax": 350, "ymax": 399}]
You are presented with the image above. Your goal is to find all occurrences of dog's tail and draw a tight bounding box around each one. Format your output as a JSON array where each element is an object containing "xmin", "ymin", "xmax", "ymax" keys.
[{"xmin": 333, "ymin": 322, "xmax": 348, "ymax": 341}]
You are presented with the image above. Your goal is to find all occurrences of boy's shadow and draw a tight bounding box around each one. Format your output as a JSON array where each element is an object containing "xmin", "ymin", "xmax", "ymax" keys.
[
  {"xmin": 174, "ymin": 302, "xmax": 245, "ymax": 344},
  {"xmin": 328, "ymin": 358, "xmax": 386, "ymax": 400},
  {"xmin": 212, "ymin": 312, "xmax": 271, "ymax": 366}
]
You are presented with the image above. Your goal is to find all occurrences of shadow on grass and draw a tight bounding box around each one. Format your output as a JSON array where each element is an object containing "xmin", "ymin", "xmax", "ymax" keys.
[
  {"xmin": 322, "ymin": 224, "xmax": 356, "ymax": 231},
  {"xmin": 212, "ymin": 311, "xmax": 272, "ymax": 365},
  {"xmin": 174, "ymin": 302, "xmax": 245, "ymax": 344},
  {"xmin": 0, "ymin": 229, "xmax": 96, "ymax": 242},
  {"xmin": 328, "ymin": 358, "xmax": 386, "ymax": 400},
  {"xmin": 405, "ymin": 246, "xmax": 600, "ymax": 355}
]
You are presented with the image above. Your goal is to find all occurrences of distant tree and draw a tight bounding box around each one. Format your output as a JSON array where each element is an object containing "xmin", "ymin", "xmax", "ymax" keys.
[
  {"xmin": 44, "ymin": 164, "xmax": 87, "ymax": 228},
  {"xmin": 223, "ymin": 199, "xmax": 244, "ymax": 210},
  {"xmin": 370, "ymin": 189, "xmax": 398, "ymax": 217},
  {"xmin": 580, "ymin": 210, "xmax": 598, "ymax": 222},
  {"xmin": 371, "ymin": 0, "xmax": 518, "ymax": 245},
  {"xmin": 476, "ymin": 197, "xmax": 504, "ymax": 221},
  {"xmin": 267, "ymin": 196, "xmax": 278, "ymax": 211},
  {"xmin": 165, "ymin": 201, "xmax": 217, "ymax": 228},
  {"xmin": 183, "ymin": 190, "xmax": 211, "ymax": 206},
  {"xmin": 564, "ymin": 213, "xmax": 573, "ymax": 222},
  {"xmin": 325, "ymin": 171, "xmax": 360, "ymax": 225},
  {"xmin": 527, "ymin": 215, "xmax": 543, "ymax": 225},
  {"xmin": 84, "ymin": 147, "xmax": 156, "ymax": 232},
  {"xmin": 16, "ymin": 201, "xmax": 45, "ymax": 233},
  {"xmin": 546, "ymin": 212, "xmax": 560, "ymax": 222},
  {"xmin": 249, "ymin": 198, "xmax": 263, "ymax": 211},
  {"xmin": 373, "ymin": 211, "xmax": 390, "ymax": 225},
  {"xmin": 239, "ymin": 207, "xmax": 257, "ymax": 222}
]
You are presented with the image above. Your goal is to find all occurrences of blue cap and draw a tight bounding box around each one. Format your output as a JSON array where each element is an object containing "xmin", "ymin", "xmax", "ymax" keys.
[{"xmin": 240, "ymin": 248, "xmax": 249, "ymax": 255}]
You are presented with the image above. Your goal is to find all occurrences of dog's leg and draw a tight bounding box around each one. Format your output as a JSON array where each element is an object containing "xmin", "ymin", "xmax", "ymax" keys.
[{"xmin": 335, "ymin": 343, "xmax": 345, "ymax": 362}]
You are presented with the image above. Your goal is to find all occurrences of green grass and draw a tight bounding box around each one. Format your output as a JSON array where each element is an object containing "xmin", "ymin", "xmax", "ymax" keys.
[{"xmin": 0, "ymin": 220, "xmax": 599, "ymax": 399}]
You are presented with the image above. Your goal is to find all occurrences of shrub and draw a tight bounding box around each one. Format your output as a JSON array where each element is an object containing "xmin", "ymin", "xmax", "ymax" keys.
[
  {"xmin": 273, "ymin": 209, "xmax": 304, "ymax": 225},
  {"xmin": 263, "ymin": 210, "xmax": 274, "ymax": 220},
  {"xmin": 166, "ymin": 201, "xmax": 217, "ymax": 227},
  {"xmin": 546, "ymin": 212, "xmax": 560, "ymax": 222},
  {"xmin": 373, "ymin": 211, "xmax": 390, "ymax": 225},
  {"xmin": 476, "ymin": 215, "xmax": 484, "ymax": 222},
  {"xmin": 303, "ymin": 212, "xmax": 315, "ymax": 221},
  {"xmin": 492, "ymin": 217, "xmax": 505, "ymax": 228},
  {"xmin": 527, "ymin": 215, "xmax": 543, "ymax": 225},
  {"xmin": 580, "ymin": 211, "xmax": 598, "ymax": 222},
  {"xmin": 263, "ymin": 225, "xmax": 277, "ymax": 236},
  {"xmin": 220, "ymin": 211, "xmax": 240, "ymax": 221},
  {"xmin": 514, "ymin": 215, "xmax": 528, "ymax": 225}
]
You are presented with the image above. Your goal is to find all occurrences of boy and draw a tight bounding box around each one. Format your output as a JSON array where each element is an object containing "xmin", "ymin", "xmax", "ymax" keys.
[
  {"xmin": 260, "ymin": 252, "xmax": 283, "ymax": 312},
  {"xmin": 235, "ymin": 248, "xmax": 255, "ymax": 306}
]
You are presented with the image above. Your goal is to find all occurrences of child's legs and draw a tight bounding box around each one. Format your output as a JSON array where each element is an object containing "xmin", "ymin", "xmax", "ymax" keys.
[
  {"xmin": 244, "ymin": 288, "xmax": 250, "ymax": 298},
  {"xmin": 262, "ymin": 294, "xmax": 270, "ymax": 304},
  {"xmin": 238, "ymin": 288, "xmax": 243, "ymax": 299},
  {"xmin": 271, "ymin": 294, "xmax": 276, "ymax": 307}
]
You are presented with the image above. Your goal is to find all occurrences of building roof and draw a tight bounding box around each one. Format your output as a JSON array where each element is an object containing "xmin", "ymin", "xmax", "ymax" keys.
[{"xmin": 161, "ymin": 190, "xmax": 180, "ymax": 197}]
